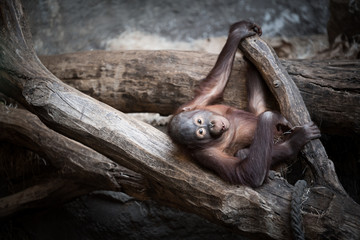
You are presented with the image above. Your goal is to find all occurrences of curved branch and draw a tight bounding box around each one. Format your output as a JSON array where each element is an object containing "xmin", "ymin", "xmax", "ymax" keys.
[{"xmin": 239, "ymin": 36, "xmax": 345, "ymax": 194}]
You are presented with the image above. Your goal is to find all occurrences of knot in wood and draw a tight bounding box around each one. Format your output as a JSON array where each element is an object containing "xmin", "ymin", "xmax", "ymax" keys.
[{"xmin": 273, "ymin": 80, "xmax": 281, "ymax": 88}]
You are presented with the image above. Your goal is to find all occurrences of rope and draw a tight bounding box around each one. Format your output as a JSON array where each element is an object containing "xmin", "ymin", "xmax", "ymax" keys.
[{"xmin": 291, "ymin": 180, "xmax": 308, "ymax": 240}]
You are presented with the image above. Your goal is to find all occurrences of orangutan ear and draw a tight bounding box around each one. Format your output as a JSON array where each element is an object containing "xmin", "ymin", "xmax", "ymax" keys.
[{"xmin": 182, "ymin": 107, "xmax": 192, "ymax": 112}]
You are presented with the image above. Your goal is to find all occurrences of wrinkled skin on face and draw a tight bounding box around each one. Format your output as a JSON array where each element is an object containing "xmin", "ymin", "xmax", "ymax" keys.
[{"xmin": 168, "ymin": 110, "xmax": 230, "ymax": 147}]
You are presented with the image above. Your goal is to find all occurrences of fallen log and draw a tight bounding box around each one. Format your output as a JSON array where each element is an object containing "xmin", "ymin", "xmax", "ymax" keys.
[
  {"xmin": 39, "ymin": 51, "xmax": 360, "ymax": 136},
  {"xmin": 0, "ymin": 0, "xmax": 359, "ymax": 239}
]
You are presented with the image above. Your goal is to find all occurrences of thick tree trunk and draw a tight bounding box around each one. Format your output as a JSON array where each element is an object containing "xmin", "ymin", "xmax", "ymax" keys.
[
  {"xmin": 39, "ymin": 51, "xmax": 360, "ymax": 136},
  {"xmin": 0, "ymin": 0, "xmax": 359, "ymax": 239}
]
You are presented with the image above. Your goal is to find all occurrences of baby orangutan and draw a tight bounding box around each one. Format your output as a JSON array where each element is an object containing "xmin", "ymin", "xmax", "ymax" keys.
[{"xmin": 168, "ymin": 20, "xmax": 320, "ymax": 187}]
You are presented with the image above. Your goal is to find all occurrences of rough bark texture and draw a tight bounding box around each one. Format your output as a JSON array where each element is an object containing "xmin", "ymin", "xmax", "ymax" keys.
[
  {"xmin": 0, "ymin": 105, "xmax": 146, "ymax": 216},
  {"xmin": 39, "ymin": 51, "xmax": 360, "ymax": 136},
  {"xmin": 0, "ymin": 0, "xmax": 359, "ymax": 239},
  {"xmin": 240, "ymin": 36, "xmax": 344, "ymax": 193}
]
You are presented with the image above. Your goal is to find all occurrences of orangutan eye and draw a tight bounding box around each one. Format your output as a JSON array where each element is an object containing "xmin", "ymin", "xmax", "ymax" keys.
[
  {"xmin": 196, "ymin": 128, "xmax": 206, "ymax": 139},
  {"xmin": 195, "ymin": 117, "xmax": 204, "ymax": 125}
]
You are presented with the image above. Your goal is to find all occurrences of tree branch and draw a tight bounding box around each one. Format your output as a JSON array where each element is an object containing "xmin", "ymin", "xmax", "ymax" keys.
[
  {"xmin": 38, "ymin": 51, "xmax": 360, "ymax": 136},
  {"xmin": 0, "ymin": 0, "xmax": 359, "ymax": 239},
  {"xmin": 239, "ymin": 36, "xmax": 346, "ymax": 194},
  {"xmin": 0, "ymin": 105, "xmax": 147, "ymax": 216}
]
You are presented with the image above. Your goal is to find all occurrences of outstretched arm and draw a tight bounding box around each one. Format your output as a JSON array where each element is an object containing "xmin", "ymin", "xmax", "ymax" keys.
[{"xmin": 175, "ymin": 21, "xmax": 262, "ymax": 114}]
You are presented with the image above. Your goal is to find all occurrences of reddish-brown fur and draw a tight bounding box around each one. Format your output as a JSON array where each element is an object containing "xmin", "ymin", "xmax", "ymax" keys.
[{"xmin": 168, "ymin": 21, "xmax": 320, "ymax": 187}]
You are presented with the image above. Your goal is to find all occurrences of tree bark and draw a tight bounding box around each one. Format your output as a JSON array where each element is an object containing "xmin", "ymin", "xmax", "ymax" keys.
[
  {"xmin": 240, "ymin": 36, "xmax": 345, "ymax": 194},
  {"xmin": 0, "ymin": 0, "xmax": 359, "ymax": 239},
  {"xmin": 39, "ymin": 51, "xmax": 360, "ymax": 136},
  {"xmin": 0, "ymin": 105, "xmax": 147, "ymax": 216}
]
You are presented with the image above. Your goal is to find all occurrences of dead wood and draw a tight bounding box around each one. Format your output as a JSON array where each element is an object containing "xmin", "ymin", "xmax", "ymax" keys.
[
  {"xmin": 240, "ymin": 36, "xmax": 345, "ymax": 194},
  {"xmin": 0, "ymin": 105, "xmax": 146, "ymax": 216},
  {"xmin": 39, "ymin": 51, "xmax": 360, "ymax": 136},
  {"xmin": 0, "ymin": 0, "xmax": 359, "ymax": 239}
]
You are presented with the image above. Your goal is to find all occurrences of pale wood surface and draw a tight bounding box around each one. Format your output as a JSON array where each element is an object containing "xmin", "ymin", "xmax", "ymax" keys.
[{"xmin": 39, "ymin": 51, "xmax": 360, "ymax": 135}]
